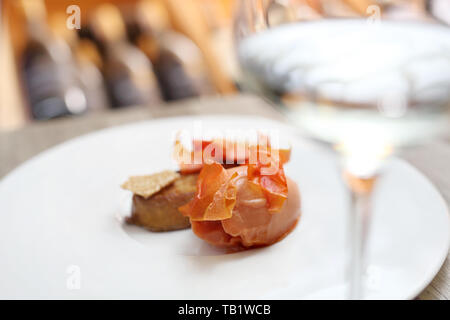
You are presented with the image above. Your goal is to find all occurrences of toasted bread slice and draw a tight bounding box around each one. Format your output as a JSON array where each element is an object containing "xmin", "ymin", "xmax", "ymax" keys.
[{"xmin": 126, "ymin": 173, "xmax": 197, "ymax": 231}]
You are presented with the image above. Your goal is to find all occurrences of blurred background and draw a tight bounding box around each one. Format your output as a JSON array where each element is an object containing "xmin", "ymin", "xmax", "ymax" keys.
[
  {"xmin": 1, "ymin": 0, "xmax": 449, "ymax": 131},
  {"xmin": 0, "ymin": 0, "xmax": 238, "ymax": 130}
]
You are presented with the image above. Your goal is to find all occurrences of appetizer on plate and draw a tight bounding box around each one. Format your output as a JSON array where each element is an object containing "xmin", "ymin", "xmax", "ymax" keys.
[{"xmin": 122, "ymin": 134, "xmax": 301, "ymax": 249}]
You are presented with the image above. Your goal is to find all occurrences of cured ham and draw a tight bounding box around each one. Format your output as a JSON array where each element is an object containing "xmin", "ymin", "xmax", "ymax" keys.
[
  {"xmin": 173, "ymin": 134, "xmax": 291, "ymax": 174},
  {"xmin": 179, "ymin": 138, "xmax": 301, "ymax": 249}
]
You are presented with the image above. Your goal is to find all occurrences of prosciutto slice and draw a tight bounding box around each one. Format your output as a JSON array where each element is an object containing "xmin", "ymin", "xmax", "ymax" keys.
[
  {"xmin": 179, "ymin": 145, "xmax": 300, "ymax": 248},
  {"xmin": 173, "ymin": 134, "xmax": 291, "ymax": 174}
]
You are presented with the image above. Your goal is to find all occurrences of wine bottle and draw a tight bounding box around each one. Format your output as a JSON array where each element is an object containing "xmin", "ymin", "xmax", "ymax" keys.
[
  {"xmin": 48, "ymin": 13, "xmax": 109, "ymax": 112},
  {"xmin": 132, "ymin": 0, "xmax": 214, "ymax": 101},
  {"xmin": 164, "ymin": 0, "xmax": 236, "ymax": 94},
  {"xmin": 90, "ymin": 4, "xmax": 161, "ymax": 108},
  {"xmin": 20, "ymin": 0, "xmax": 88, "ymax": 120}
]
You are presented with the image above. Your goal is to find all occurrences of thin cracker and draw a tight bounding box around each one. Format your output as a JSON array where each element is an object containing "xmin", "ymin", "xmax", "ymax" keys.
[{"xmin": 121, "ymin": 170, "xmax": 180, "ymax": 198}]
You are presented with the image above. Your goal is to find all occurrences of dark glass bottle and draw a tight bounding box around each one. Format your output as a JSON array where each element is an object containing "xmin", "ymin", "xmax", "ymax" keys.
[
  {"xmin": 20, "ymin": 0, "xmax": 88, "ymax": 120},
  {"xmin": 132, "ymin": 0, "xmax": 214, "ymax": 101},
  {"xmin": 90, "ymin": 4, "xmax": 161, "ymax": 108},
  {"xmin": 48, "ymin": 13, "xmax": 109, "ymax": 112}
]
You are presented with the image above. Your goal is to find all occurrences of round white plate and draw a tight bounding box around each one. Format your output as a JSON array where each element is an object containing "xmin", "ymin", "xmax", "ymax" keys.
[{"xmin": 0, "ymin": 116, "xmax": 448, "ymax": 299}]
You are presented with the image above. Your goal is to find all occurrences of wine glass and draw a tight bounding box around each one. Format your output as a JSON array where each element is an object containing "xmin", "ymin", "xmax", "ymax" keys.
[{"xmin": 234, "ymin": 0, "xmax": 450, "ymax": 299}]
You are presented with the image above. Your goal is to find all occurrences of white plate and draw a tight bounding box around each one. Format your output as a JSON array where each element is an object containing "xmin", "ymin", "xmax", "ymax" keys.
[{"xmin": 0, "ymin": 116, "xmax": 448, "ymax": 299}]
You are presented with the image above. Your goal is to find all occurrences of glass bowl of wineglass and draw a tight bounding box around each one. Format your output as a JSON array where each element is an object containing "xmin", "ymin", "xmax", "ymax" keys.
[{"xmin": 234, "ymin": 0, "xmax": 450, "ymax": 299}]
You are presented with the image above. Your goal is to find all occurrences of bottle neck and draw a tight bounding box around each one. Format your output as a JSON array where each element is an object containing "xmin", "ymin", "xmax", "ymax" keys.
[{"xmin": 21, "ymin": 0, "xmax": 49, "ymax": 41}]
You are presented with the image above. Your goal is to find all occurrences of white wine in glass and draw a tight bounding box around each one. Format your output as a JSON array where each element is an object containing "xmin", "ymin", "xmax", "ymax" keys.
[{"xmin": 235, "ymin": 0, "xmax": 450, "ymax": 299}]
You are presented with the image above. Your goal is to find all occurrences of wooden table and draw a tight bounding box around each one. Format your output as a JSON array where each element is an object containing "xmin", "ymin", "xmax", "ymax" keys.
[{"xmin": 1, "ymin": 94, "xmax": 448, "ymax": 300}]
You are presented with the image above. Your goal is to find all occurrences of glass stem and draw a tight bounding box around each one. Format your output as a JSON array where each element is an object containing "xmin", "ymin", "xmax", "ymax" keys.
[{"xmin": 344, "ymin": 172, "xmax": 376, "ymax": 300}]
